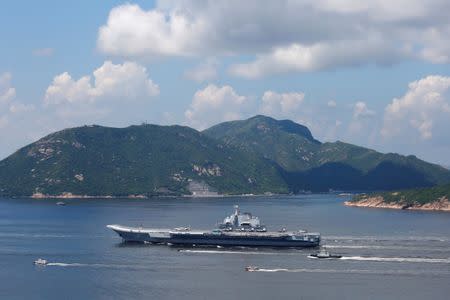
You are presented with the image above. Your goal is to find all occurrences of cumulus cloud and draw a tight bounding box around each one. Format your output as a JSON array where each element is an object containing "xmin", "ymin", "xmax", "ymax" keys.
[
  {"xmin": 229, "ymin": 39, "xmax": 400, "ymax": 78},
  {"xmin": 0, "ymin": 72, "xmax": 16, "ymax": 104},
  {"xmin": 346, "ymin": 101, "xmax": 376, "ymax": 138},
  {"xmin": 0, "ymin": 73, "xmax": 36, "ymax": 154},
  {"xmin": 97, "ymin": 4, "xmax": 207, "ymax": 57},
  {"xmin": 39, "ymin": 61, "xmax": 161, "ymax": 135},
  {"xmin": 184, "ymin": 58, "xmax": 219, "ymax": 82},
  {"xmin": 382, "ymin": 75, "xmax": 450, "ymax": 140},
  {"xmin": 45, "ymin": 61, "xmax": 159, "ymax": 105},
  {"xmin": 184, "ymin": 85, "xmax": 347, "ymax": 142},
  {"xmin": 185, "ymin": 84, "xmax": 252, "ymax": 129},
  {"xmin": 98, "ymin": 1, "xmax": 450, "ymax": 77},
  {"xmin": 353, "ymin": 101, "xmax": 376, "ymax": 118},
  {"xmin": 260, "ymin": 91, "xmax": 305, "ymax": 118},
  {"xmin": 185, "ymin": 87, "xmax": 310, "ymax": 129},
  {"xmin": 0, "ymin": 73, "xmax": 34, "ymax": 115}
]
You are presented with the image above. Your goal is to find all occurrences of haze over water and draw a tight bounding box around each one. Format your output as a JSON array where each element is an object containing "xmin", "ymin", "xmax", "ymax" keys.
[{"xmin": 1, "ymin": 194, "xmax": 449, "ymax": 300}]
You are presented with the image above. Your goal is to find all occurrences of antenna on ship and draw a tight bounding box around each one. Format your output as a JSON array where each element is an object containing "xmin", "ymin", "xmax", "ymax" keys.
[
  {"xmin": 234, "ymin": 205, "xmax": 239, "ymax": 215},
  {"xmin": 233, "ymin": 205, "xmax": 240, "ymax": 227}
]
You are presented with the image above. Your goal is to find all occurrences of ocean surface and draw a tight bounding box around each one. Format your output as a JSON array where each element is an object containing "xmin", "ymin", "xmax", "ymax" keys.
[{"xmin": 1, "ymin": 194, "xmax": 449, "ymax": 300}]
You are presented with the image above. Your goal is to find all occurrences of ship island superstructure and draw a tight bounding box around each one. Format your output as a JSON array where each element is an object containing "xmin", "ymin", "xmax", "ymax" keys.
[{"xmin": 107, "ymin": 205, "xmax": 320, "ymax": 248}]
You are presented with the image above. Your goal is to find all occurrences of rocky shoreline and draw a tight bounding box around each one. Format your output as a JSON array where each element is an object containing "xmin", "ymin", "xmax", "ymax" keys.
[
  {"xmin": 345, "ymin": 196, "xmax": 450, "ymax": 212},
  {"xmin": 28, "ymin": 192, "xmax": 279, "ymax": 199},
  {"xmin": 31, "ymin": 192, "xmax": 146, "ymax": 199}
]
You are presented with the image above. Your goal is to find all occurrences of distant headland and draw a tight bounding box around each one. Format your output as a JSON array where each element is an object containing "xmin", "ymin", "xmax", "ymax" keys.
[{"xmin": 345, "ymin": 184, "xmax": 450, "ymax": 212}]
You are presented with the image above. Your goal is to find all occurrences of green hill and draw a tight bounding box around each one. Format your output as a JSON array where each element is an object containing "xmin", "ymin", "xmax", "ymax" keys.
[
  {"xmin": 204, "ymin": 115, "xmax": 321, "ymax": 172},
  {"xmin": 1, "ymin": 115, "xmax": 449, "ymax": 197},
  {"xmin": 204, "ymin": 115, "xmax": 450, "ymax": 192},
  {"xmin": 0, "ymin": 124, "xmax": 287, "ymax": 197}
]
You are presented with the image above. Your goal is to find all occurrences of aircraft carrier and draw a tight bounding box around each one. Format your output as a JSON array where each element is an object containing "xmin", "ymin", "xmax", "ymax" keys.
[{"xmin": 107, "ymin": 205, "xmax": 320, "ymax": 248}]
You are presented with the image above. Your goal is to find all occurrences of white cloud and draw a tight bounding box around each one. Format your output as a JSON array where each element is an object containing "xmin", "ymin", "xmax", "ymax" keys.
[
  {"xmin": 229, "ymin": 39, "xmax": 400, "ymax": 78},
  {"xmin": 185, "ymin": 84, "xmax": 252, "ymax": 129},
  {"xmin": 0, "ymin": 73, "xmax": 37, "ymax": 155},
  {"xmin": 0, "ymin": 72, "xmax": 16, "ymax": 104},
  {"xmin": 97, "ymin": 4, "xmax": 207, "ymax": 57},
  {"xmin": 45, "ymin": 61, "xmax": 159, "ymax": 105},
  {"xmin": 45, "ymin": 73, "xmax": 93, "ymax": 105},
  {"xmin": 260, "ymin": 91, "xmax": 305, "ymax": 118},
  {"xmin": 32, "ymin": 48, "xmax": 54, "ymax": 57},
  {"xmin": 39, "ymin": 61, "xmax": 161, "ymax": 134},
  {"xmin": 353, "ymin": 101, "xmax": 375, "ymax": 118},
  {"xmin": 382, "ymin": 75, "xmax": 450, "ymax": 140},
  {"xmin": 98, "ymin": 1, "xmax": 450, "ymax": 77},
  {"xmin": 327, "ymin": 100, "xmax": 337, "ymax": 108},
  {"xmin": 9, "ymin": 102, "xmax": 34, "ymax": 114},
  {"xmin": 184, "ymin": 58, "xmax": 219, "ymax": 82},
  {"xmin": 310, "ymin": 0, "xmax": 440, "ymax": 21},
  {"xmin": 344, "ymin": 101, "xmax": 378, "ymax": 143},
  {"xmin": 0, "ymin": 72, "xmax": 34, "ymax": 115},
  {"xmin": 0, "ymin": 73, "xmax": 33, "ymax": 115}
]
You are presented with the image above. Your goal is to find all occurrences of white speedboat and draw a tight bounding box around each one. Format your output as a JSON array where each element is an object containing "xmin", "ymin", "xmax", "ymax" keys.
[
  {"xmin": 34, "ymin": 258, "xmax": 48, "ymax": 265},
  {"xmin": 245, "ymin": 265, "xmax": 259, "ymax": 272}
]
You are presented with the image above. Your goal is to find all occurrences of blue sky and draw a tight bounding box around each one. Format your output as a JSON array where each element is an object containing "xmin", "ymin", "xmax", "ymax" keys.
[{"xmin": 1, "ymin": 1, "xmax": 450, "ymax": 166}]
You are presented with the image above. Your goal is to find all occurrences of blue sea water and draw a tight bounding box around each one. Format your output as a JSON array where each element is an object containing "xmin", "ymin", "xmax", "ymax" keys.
[{"xmin": 0, "ymin": 194, "xmax": 449, "ymax": 300}]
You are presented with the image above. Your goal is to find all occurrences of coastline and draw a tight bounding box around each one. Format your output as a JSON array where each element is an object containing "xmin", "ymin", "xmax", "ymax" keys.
[
  {"xmin": 25, "ymin": 192, "xmax": 285, "ymax": 199},
  {"xmin": 31, "ymin": 192, "xmax": 146, "ymax": 199},
  {"xmin": 344, "ymin": 196, "xmax": 450, "ymax": 212}
]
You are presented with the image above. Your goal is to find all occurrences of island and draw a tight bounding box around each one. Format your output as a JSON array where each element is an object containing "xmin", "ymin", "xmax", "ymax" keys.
[
  {"xmin": 1, "ymin": 115, "xmax": 449, "ymax": 198},
  {"xmin": 345, "ymin": 184, "xmax": 450, "ymax": 212}
]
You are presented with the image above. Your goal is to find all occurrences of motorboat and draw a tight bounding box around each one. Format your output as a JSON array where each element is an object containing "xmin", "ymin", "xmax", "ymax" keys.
[
  {"xmin": 34, "ymin": 258, "xmax": 48, "ymax": 265},
  {"xmin": 245, "ymin": 265, "xmax": 260, "ymax": 272},
  {"xmin": 309, "ymin": 248, "xmax": 342, "ymax": 259}
]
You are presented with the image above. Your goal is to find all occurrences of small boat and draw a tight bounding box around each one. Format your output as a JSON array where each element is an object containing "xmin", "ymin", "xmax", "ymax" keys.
[
  {"xmin": 34, "ymin": 258, "xmax": 48, "ymax": 266},
  {"xmin": 309, "ymin": 248, "xmax": 342, "ymax": 259},
  {"xmin": 245, "ymin": 265, "xmax": 259, "ymax": 272},
  {"xmin": 56, "ymin": 202, "xmax": 66, "ymax": 206}
]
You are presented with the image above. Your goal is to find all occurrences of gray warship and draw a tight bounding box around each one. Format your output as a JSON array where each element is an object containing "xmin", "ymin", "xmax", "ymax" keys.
[{"xmin": 108, "ymin": 205, "xmax": 320, "ymax": 248}]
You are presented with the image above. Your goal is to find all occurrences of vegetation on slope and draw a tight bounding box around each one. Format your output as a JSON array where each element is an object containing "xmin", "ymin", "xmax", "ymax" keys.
[
  {"xmin": 205, "ymin": 115, "xmax": 450, "ymax": 192},
  {"xmin": 204, "ymin": 115, "xmax": 322, "ymax": 172},
  {"xmin": 1, "ymin": 115, "xmax": 449, "ymax": 196},
  {"xmin": 0, "ymin": 124, "xmax": 287, "ymax": 196},
  {"xmin": 353, "ymin": 184, "xmax": 450, "ymax": 206}
]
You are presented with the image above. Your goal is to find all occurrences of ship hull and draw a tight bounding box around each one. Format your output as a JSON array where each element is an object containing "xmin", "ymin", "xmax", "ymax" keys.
[
  {"xmin": 107, "ymin": 225, "xmax": 320, "ymax": 248},
  {"xmin": 166, "ymin": 237, "xmax": 318, "ymax": 247},
  {"xmin": 107, "ymin": 225, "xmax": 169, "ymax": 243}
]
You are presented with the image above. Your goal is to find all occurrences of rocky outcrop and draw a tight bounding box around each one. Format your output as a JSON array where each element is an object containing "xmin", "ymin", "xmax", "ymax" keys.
[
  {"xmin": 417, "ymin": 197, "xmax": 450, "ymax": 211},
  {"xmin": 32, "ymin": 192, "xmax": 110, "ymax": 199},
  {"xmin": 345, "ymin": 196, "xmax": 450, "ymax": 212}
]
